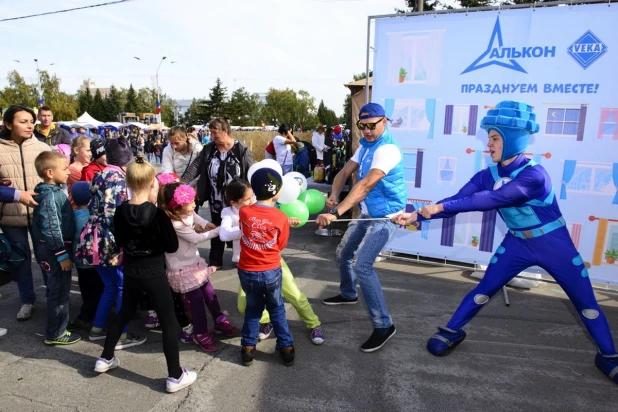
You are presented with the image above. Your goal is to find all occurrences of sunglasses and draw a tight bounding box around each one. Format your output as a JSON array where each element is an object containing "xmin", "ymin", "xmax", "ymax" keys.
[{"xmin": 356, "ymin": 117, "xmax": 384, "ymax": 131}]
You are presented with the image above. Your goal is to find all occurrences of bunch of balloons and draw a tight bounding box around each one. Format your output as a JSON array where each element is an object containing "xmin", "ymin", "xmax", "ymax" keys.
[{"xmin": 247, "ymin": 160, "xmax": 326, "ymax": 227}]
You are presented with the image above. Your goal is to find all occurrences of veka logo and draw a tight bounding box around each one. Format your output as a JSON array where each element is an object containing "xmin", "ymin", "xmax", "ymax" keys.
[
  {"xmin": 567, "ymin": 30, "xmax": 607, "ymax": 69},
  {"xmin": 461, "ymin": 16, "xmax": 556, "ymax": 75}
]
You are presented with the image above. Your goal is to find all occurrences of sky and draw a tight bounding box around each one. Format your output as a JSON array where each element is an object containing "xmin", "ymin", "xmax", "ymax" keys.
[{"xmin": 0, "ymin": 0, "xmax": 408, "ymax": 116}]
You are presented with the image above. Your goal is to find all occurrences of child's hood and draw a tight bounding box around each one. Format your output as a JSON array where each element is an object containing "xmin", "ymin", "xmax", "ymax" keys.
[
  {"xmin": 33, "ymin": 182, "xmax": 63, "ymax": 203},
  {"xmin": 119, "ymin": 202, "xmax": 158, "ymax": 228}
]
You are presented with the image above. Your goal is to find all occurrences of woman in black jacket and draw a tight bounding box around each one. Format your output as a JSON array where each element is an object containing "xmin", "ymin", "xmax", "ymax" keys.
[{"xmin": 182, "ymin": 118, "xmax": 253, "ymax": 268}]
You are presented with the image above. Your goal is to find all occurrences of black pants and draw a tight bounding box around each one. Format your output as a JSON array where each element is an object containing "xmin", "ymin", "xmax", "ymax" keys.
[
  {"xmin": 101, "ymin": 275, "xmax": 181, "ymax": 378},
  {"xmin": 76, "ymin": 267, "xmax": 104, "ymax": 322},
  {"xmin": 172, "ymin": 290, "xmax": 190, "ymax": 327},
  {"xmin": 209, "ymin": 212, "xmax": 225, "ymax": 267}
]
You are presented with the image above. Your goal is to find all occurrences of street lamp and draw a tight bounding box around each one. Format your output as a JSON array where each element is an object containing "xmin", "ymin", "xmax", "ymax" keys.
[{"xmin": 134, "ymin": 56, "xmax": 175, "ymax": 124}]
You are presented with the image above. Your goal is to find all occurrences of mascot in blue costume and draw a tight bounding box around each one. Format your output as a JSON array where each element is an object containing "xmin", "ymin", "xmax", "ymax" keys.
[{"xmin": 394, "ymin": 101, "xmax": 618, "ymax": 384}]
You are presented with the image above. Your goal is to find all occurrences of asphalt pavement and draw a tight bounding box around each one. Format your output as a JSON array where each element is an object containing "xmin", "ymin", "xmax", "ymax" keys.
[{"xmin": 1, "ymin": 211, "xmax": 618, "ymax": 412}]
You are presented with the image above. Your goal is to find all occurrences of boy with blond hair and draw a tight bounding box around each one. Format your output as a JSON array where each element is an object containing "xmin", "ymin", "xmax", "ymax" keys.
[{"xmin": 32, "ymin": 151, "xmax": 78, "ymax": 345}]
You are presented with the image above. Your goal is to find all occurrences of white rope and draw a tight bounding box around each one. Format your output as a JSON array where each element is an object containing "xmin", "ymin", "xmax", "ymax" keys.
[{"xmin": 306, "ymin": 217, "xmax": 394, "ymax": 223}]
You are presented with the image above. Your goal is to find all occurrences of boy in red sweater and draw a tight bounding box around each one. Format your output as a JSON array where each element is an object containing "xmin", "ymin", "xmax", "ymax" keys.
[{"xmin": 238, "ymin": 167, "xmax": 294, "ymax": 367}]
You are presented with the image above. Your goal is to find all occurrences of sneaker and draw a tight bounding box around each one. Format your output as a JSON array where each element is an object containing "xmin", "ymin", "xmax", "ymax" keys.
[
  {"xmin": 214, "ymin": 321, "xmax": 240, "ymax": 337},
  {"xmin": 310, "ymin": 327, "xmax": 325, "ymax": 345},
  {"xmin": 89, "ymin": 329, "xmax": 107, "ymax": 341},
  {"xmin": 322, "ymin": 295, "xmax": 358, "ymax": 306},
  {"xmin": 180, "ymin": 324, "xmax": 194, "ymax": 344},
  {"xmin": 258, "ymin": 323, "xmax": 273, "ymax": 341},
  {"xmin": 360, "ymin": 325, "xmax": 396, "ymax": 353},
  {"xmin": 193, "ymin": 333, "xmax": 218, "ymax": 353},
  {"xmin": 280, "ymin": 346, "xmax": 295, "ymax": 366},
  {"xmin": 0, "ymin": 328, "xmax": 7, "ymax": 337},
  {"xmin": 16, "ymin": 304, "xmax": 35, "ymax": 321},
  {"xmin": 115, "ymin": 333, "xmax": 147, "ymax": 350},
  {"xmin": 67, "ymin": 317, "xmax": 92, "ymax": 332},
  {"xmin": 166, "ymin": 367, "xmax": 197, "ymax": 393},
  {"xmin": 145, "ymin": 311, "xmax": 160, "ymax": 329},
  {"xmin": 44, "ymin": 331, "xmax": 81, "ymax": 346},
  {"xmin": 94, "ymin": 356, "xmax": 119, "ymax": 373},
  {"xmin": 241, "ymin": 346, "xmax": 256, "ymax": 366}
]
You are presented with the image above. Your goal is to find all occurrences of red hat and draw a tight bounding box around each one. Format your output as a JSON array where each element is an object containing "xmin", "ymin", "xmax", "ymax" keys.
[{"xmin": 333, "ymin": 125, "xmax": 342, "ymax": 134}]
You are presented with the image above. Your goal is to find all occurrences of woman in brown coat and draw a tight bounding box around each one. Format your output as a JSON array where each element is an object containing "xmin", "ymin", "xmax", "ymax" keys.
[{"xmin": 0, "ymin": 105, "xmax": 52, "ymax": 321}]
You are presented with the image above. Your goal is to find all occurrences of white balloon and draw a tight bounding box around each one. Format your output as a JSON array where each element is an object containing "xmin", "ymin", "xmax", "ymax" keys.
[
  {"xmin": 285, "ymin": 171, "xmax": 308, "ymax": 193},
  {"xmin": 278, "ymin": 175, "xmax": 301, "ymax": 204},
  {"xmin": 247, "ymin": 159, "xmax": 283, "ymax": 183}
]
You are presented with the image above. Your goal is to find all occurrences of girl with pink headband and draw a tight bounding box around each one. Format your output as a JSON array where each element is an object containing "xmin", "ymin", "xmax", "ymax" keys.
[{"xmin": 158, "ymin": 176, "xmax": 240, "ymax": 353}]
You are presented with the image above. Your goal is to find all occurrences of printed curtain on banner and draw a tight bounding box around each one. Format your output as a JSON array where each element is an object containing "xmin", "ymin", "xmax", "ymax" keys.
[{"xmin": 372, "ymin": 3, "xmax": 618, "ymax": 285}]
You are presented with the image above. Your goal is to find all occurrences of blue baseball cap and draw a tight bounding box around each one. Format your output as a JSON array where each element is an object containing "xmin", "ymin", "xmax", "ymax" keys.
[{"xmin": 359, "ymin": 103, "xmax": 386, "ymax": 120}]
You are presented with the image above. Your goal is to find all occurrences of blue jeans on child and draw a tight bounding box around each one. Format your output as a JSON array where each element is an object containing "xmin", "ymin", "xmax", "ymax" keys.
[
  {"xmin": 34, "ymin": 246, "xmax": 71, "ymax": 339},
  {"xmin": 238, "ymin": 267, "xmax": 293, "ymax": 349},
  {"xmin": 93, "ymin": 265, "xmax": 128, "ymax": 333},
  {"xmin": 0, "ymin": 225, "xmax": 47, "ymax": 304},
  {"xmin": 336, "ymin": 216, "xmax": 398, "ymax": 329}
]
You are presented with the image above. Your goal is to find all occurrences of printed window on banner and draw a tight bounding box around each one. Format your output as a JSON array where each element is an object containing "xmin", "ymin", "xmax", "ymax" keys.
[
  {"xmin": 390, "ymin": 99, "xmax": 431, "ymax": 131},
  {"xmin": 606, "ymin": 223, "xmax": 618, "ymax": 251},
  {"xmin": 452, "ymin": 106, "xmax": 470, "ymax": 135},
  {"xmin": 567, "ymin": 223, "xmax": 582, "ymax": 249},
  {"xmin": 387, "ymin": 30, "xmax": 443, "ymax": 86},
  {"xmin": 403, "ymin": 152, "xmax": 417, "ymax": 184},
  {"xmin": 566, "ymin": 162, "xmax": 614, "ymax": 196},
  {"xmin": 453, "ymin": 211, "xmax": 482, "ymax": 248},
  {"xmin": 598, "ymin": 108, "xmax": 618, "ymax": 139},
  {"xmin": 438, "ymin": 156, "xmax": 457, "ymax": 185},
  {"xmin": 544, "ymin": 104, "xmax": 587, "ymax": 141}
]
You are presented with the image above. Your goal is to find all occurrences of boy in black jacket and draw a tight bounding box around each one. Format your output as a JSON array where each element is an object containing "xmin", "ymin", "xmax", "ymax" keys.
[
  {"xmin": 94, "ymin": 155, "xmax": 197, "ymax": 394},
  {"xmin": 32, "ymin": 151, "xmax": 78, "ymax": 345}
]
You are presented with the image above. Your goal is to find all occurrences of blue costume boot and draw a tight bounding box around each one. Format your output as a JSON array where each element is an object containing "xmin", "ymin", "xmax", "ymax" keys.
[
  {"xmin": 427, "ymin": 326, "xmax": 467, "ymax": 357},
  {"xmin": 595, "ymin": 353, "xmax": 618, "ymax": 384}
]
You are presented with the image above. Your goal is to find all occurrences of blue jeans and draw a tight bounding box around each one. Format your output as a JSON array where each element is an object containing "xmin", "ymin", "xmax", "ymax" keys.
[
  {"xmin": 146, "ymin": 152, "xmax": 153, "ymax": 163},
  {"xmin": 0, "ymin": 225, "xmax": 47, "ymax": 304},
  {"xmin": 337, "ymin": 216, "xmax": 398, "ymax": 329},
  {"xmin": 35, "ymin": 246, "xmax": 71, "ymax": 339},
  {"xmin": 93, "ymin": 265, "xmax": 127, "ymax": 333},
  {"xmin": 282, "ymin": 164, "xmax": 293, "ymax": 174},
  {"xmin": 238, "ymin": 267, "xmax": 293, "ymax": 349}
]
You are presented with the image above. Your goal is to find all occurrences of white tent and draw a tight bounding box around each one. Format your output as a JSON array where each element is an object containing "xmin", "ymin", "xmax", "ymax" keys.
[{"xmin": 76, "ymin": 112, "xmax": 103, "ymax": 127}]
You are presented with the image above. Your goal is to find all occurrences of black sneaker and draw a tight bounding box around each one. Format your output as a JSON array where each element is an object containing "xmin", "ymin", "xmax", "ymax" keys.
[
  {"xmin": 360, "ymin": 325, "xmax": 396, "ymax": 353},
  {"xmin": 241, "ymin": 346, "xmax": 256, "ymax": 366},
  {"xmin": 280, "ymin": 346, "xmax": 295, "ymax": 366},
  {"xmin": 67, "ymin": 317, "xmax": 92, "ymax": 332},
  {"xmin": 322, "ymin": 295, "xmax": 358, "ymax": 306}
]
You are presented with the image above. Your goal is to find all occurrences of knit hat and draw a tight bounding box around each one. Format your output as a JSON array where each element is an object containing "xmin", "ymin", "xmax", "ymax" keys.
[
  {"xmin": 250, "ymin": 167, "xmax": 282, "ymax": 200},
  {"xmin": 90, "ymin": 138, "xmax": 106, "ymax": 160},
  {"xmin": 71, "ymin": 181, "xmax": 92, "ymax": 207},
  {"xmin": 480, "ymin": 101, "xmax": 540, "ymax": 162},
  {"xmin": 105, "ymin": 136, "xmax": 133, "ymax": 167}
]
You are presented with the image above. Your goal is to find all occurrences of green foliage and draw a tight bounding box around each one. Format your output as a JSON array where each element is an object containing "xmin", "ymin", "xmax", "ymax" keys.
[
  {"xmin": 353, "ymin": 71, "xmax": 373, "ymax": 81},
  {"xmin": 124, "ymin": 84, "xmax": 138, "ymax": 113},
  {"xmin": 0, "ymin": 71, "xmax": 37, "ymax": 109},
  {"xmin": 317, "ymin": 100, "xmax": 338, "ymax": 128},
  {"xmin": 77, "ymin": 88, "xmax": 93, "ymax": 116},
  {"xmin": 228, "ymin": 87, "xmax": 254, "ymax": 127},
  {"xmin": 90, "ymin": 89, "xmax": 106, "ymax": 122},
  {"xmin": 605, "ymin": 249, "xmax": 618, "ymax": 259},
  {"xmin": 103, "ymin": 85, "xmax": 124, "ymax": 122},
  {"xmin": 399, "ymin": 67, "xmax": 408, "ymax": 77},
  {"xmin": 341, "ymin": 93, "xmax": 352, "ymax": 127},
  {"xmin": 205, "ymin": 78, "xmax": 228, "ymax": 120},
  {"xmin": 471, "ymin": 235, "xmax": 479, "ymax": 244}
]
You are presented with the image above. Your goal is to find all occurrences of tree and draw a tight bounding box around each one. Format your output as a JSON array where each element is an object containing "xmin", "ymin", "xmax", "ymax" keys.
[
  {"xmin": 246, "ymin": 93, "xmax": 264, "ymax": 127},
  {"xmin": 160, "ymin": 94, "xmax": 178, "ymax": 126},
  {"xmin": 124, "ymin": 83, "xmax": 138, "ymax": 113},
  {"xmin": 0, "ymin": 70, "xmax": 37, "ymax": 109},
  {"xmin": 264, "ymin": 88, "xmax": 297, "ymax": 126},
  {"xmin": 317, "ymin": 100, "xmax": 338, "ymax": 127},
  {"xmin": 182, "ymin": 98, "xmax": 204, "ymax": 126},
  {"xmin": 205, "ymin": 78, "xmax": 228, "ymax": 120},
  {"xmin": 77, "ymin": 88, "xmax": 93, "ymax": 116},
  {"xmin": 353, "ymin": 71, "xmax": 373, "ymax": 81},
  {"xmin": 38, "ymin": 70, "xmax": 78, "ymax": 121},
  {"xmin": 341, "ymin": 93, "xmax": 352, "ymax": 127},
  {"xmin": 227, "ymin": 87, "xmax": 253, "ymax": 127},
  {"xmin": 295, "ymin": 90, "xmax": 317, "ymax": 132},
  {"xmin": 103, "ymin": 85, "xmax": 123, "ymax": 122},
  {"xmin": 90, "ymin": 89, "xmax": 106, "ymax": 122},
  {"xmin": 135, "ymin": 87, "xmax": 156, "ymax": 116}
]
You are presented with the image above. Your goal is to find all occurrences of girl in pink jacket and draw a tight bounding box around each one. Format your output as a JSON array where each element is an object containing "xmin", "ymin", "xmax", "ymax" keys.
[{"xmin": 158, "ymin": 176, "xmax": 240, "ymax": 353}]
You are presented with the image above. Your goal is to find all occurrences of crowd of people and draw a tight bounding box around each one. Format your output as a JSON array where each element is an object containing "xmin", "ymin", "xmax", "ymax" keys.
[{"xmin": 1, "ymin": 99, "xmax": 617, "ymax": 396}]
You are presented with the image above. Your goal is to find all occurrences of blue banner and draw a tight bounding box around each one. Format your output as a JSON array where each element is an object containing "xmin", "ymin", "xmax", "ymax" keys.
[{"xmin": 373, "ymin": 4, "xmax": 618, "ymax": 285}]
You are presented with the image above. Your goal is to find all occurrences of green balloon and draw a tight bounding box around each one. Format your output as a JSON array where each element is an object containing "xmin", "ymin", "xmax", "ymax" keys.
[
  {"xmin": 278, "ymin": 200, "xmax": 309, "ymax": 227},
  {"xmin": 298, "ymin": 189, "xmax": 326, "ymax": 214}
]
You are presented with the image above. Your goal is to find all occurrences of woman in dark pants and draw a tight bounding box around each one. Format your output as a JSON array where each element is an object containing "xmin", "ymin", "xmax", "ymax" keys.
[{"xmin": 182, "ymin": 118, "xmax": 253, "ymax": 268}]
